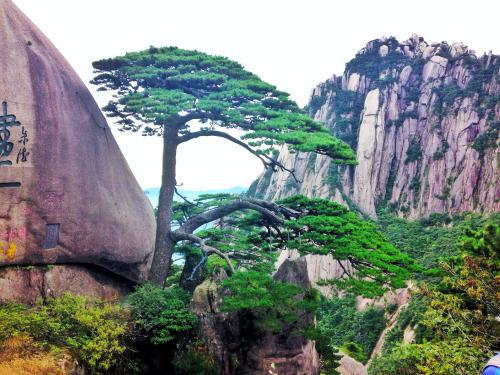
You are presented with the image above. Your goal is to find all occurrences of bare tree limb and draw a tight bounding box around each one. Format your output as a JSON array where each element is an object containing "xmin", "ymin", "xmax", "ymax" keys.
[
  {"xmin": 177, "ymin": 129, "xmax": 301, "ymax": 182},
  {"xmin": 244, "ymin": 198, "xmax": 301, "ymax": 219},
  {"xmin": 174, "ymin": 187, "xmax": 196, "ymax": 206},
  {"xmin": 171, "ymin": 232, "xmax": 235, "ymax": 274},
  {"xmin": 337, "ymin": 259, "xmax": 352, "ymax": 278},
  {"xmin": 176, "ymin": 199, "xmax": 285, "ymax": 234}
]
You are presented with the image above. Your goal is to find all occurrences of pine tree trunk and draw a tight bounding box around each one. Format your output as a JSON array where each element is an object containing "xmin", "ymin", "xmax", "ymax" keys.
[{"xmin": 148, "ymin": 125, "xmax": 178, "ymax": 285}]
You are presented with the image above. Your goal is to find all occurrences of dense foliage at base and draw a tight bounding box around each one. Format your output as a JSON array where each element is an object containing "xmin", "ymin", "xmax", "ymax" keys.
[
  {"xmin": 0, "ymin": 294, "xmax": 133, "ymax": 374},
  {"xmin": 221, "ymin": 270, "xmax": 320, "ymax": 332},
  {"xmin": 369, "ymin": 221, "xmax": 499, "ymax": 374},
  {"xmin": 316, "ymin": 295, "xmax": 386, "ymax": 362},
  {"xmin": 125, "ymin": 284, "xmax": 196, "ymax": 345}
]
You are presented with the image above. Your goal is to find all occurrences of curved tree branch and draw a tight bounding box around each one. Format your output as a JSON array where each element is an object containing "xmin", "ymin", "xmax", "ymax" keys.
[
  {"xmin": 244, "ymin": 198, "xmax": 301, "ymax": 219},
  {"xmin": 174, "ymin": 187, "xmax": 196, "ymax": 206},
  {"xmin": 171, "ymin": 231, "xmax": 235, "ymax": 274},
  {"xmin": 177, "ymin": 129, "xmax": 301, "ymax": 182},
  {"xmin": 176, "ymin": 199, "xmax": 285, "ymax": 234}
]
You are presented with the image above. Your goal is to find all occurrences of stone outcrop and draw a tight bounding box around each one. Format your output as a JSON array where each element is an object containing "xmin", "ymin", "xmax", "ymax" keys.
[
  {"xmin": 0, "ymin": 0, "xmax": 155, "ymax": 284},
  {"xmin": 339, "ymin": 354, "xmax": 368, "ymax": 375},
  {"xmin": 191, "ymin": 263, "xmax": 320, "ymax": 375},
  {"xmin": 250, "ymin": 35, "xmax": 499, "ymax": 219},
  {"xmin": 0, "ymin": 265, "xmax": 131, "ymax": 304},
  {"xmin": 275, "ymin": 249, "xmax": 353, "ymax": 297}
]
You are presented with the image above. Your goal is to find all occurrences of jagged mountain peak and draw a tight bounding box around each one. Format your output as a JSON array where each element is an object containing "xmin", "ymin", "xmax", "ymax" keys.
[
  {"xmin": 354, "ymin": 34, "xmax": 474, "ymax": 61},
  {"xmin": 252, "ymin": 37, "xmax": 499, "ymax": 219}
]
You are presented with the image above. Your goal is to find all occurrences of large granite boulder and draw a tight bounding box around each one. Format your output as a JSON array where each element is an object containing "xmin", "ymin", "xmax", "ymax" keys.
[{"xmin": 0, "ymin": 0, "xmax": 155, "ymax": 283}]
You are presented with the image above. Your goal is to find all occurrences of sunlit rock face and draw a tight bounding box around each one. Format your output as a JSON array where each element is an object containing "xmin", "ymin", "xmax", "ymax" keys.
[
  {"xmin": 251, "ymin": 34, "xmax": 499, "ymax": 219},
  {"xmin": 0, "ymin": 0, "xmax": 155, "ymax": 284}
]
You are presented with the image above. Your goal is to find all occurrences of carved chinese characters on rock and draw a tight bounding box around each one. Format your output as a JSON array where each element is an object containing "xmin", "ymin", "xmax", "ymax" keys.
[
  {"xmin": 17, "ymin": 125, "xmax": 29, "ymax": 163},
  {"xmin": 0, "ymin": 228, "xmax": 25, "ymax": 261},
  {"xmin": 0, "ymin": 101, "xmax": 29, "ymax": 263},
  {"xmin": 0, "ymin": 101, "xmax": 29, "ymax": 166}
]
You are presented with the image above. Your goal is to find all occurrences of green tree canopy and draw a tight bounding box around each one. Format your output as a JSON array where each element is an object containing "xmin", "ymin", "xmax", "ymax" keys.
[
  {"xmin": 91, "ymin": 46, "xmax": 357, "ymax": 284},
  {"xmin": 92, "ymin": 46, "xmax": 356, "ymax": 163},
  {"xmin": 173, "ymin": 194, "xmax": 416, "ymax": 297}
]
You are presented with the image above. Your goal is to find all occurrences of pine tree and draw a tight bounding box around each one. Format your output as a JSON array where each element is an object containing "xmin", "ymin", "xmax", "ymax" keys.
[{"xmin": 92, "ymin": 46, "xmax": 356, "ymax": 284}]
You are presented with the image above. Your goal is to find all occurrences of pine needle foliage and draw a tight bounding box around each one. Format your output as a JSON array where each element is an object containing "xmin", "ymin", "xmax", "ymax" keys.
[{"xmin": 91, "ymin": 46, "xmax": 356, "ymax": 163}]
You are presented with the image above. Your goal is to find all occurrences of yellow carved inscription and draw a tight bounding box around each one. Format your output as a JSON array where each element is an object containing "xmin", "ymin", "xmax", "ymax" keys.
[{"xmin": 0, "ymin": 242, "xmax": 17, "ymax": 260}]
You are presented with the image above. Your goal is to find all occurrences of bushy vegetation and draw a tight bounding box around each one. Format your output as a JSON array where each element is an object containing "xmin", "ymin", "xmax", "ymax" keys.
[
  {"xmin": 472, "ymin": 121, "xmax": 499, "ymax": 158},
  {"xmin": 0, "ymin": 286, "xmax": 202, "ymax": 374},
  {"xmin": 379, "ymin": 298, "xmax": 430, "ymax": 356},
  {"xmin": 404, "ymin": 138, "xmax": 422, "ymax": 164},
  {"xmin": 173, "ymin": 341, "xmax": 220, "ymax": 375},
  {"xmin": 221, "ymin": 270, "xmax": 320, "ymax": 333},
  {"xmin": 369, "ymin": 221, "xmax": 500, "ymax": 374},
  {"xmin": 432, "ymin": 139, "xmax": 449, "ymax": 160},
  {"xmin": 316, "ymin": 295, "xmax": 386, "ymax": 362},
  {"xmin": 0, "ymin": 334, "xmax": 70, "ymax": 375},
  {"xmin": 345, "ymin": 37, "xmax": 410, "ymax": 82},
  {"xmin": 0, "ymin": 294, "xmax": 133, "ymax": 374},
  {"xmin": 377, "ymin": 211, "xmax": 498, "ymax": 272},
  {"xmin": 125, "ymin": 284, "xmax": 197, "ymax": 345}
]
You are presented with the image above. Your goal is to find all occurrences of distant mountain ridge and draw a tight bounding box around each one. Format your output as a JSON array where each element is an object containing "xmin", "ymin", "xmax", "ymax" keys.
[
  {"xmin": 144, "ymin": 186, "xmax": 247, "ymax": 207},
  {"xmin": 250, "ymin": 35, "xmax": 499, "ymax": 219}
]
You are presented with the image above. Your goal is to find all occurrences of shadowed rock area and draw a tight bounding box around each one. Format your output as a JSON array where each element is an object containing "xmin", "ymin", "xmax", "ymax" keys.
[
  {"xmin": 0, "ymin": 0, "xmax": 155, "ymax": 290},
  {"xmin": 191, "ymin": 262, "xmax": 320, "ymax": 375},
  {"xmin": 0, "ymin": 265, "xmax": 133, "ymax": 303}
]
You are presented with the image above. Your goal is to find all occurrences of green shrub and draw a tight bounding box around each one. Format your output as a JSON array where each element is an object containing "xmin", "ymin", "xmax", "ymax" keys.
[
  {"xmin": 345, "ymin": 38, "xmax": 410, "ymax": 82},
  {"xmin": 221, "ymin": 270, "xmax": 320, "ymax": 333},
  {"xmin": 0, "ymin": 294, "xmax": 132, "ymax": 374},
  {"xmin": 381, "ymin": 298, "xmax": 430, "ymax": 355},
  {"xmin": 432, "ymin": 139, "xmax": 449, "ymax": 160},
  {"xmin": 409, "ymin": 176, "xmax": 421, "ymax": 194},
  {"xmin": 377, "ymin": 210, "xmax": 498, "ymax": 273},
  {"xmin": 316, "ymin": 295, "xmax": 386, "ymax": 362},
  {"xmin": 472, "ymin": 121, "xmax": 499, "ymax": 158},
  {"xmin": 173, "ymin": 343, "xmax": 219, "ymax": 375},
  {"xmin": 369, "ymin": 338, "xmax": 487, "ymax": 375},
  {"xmin": 405, "ymin": 138, "xmax": 422, "ymax": 164},
  {"xmin": 341, "ymin": 341, "xmax": 367, "ymax": 363},
  {"xmin": 434, "ymin": 185, "xmax": 450, "ymax": 201},
  {"xmin": 386, "ymin": 303, "xmax": 398, "ymax": 315},
  {"xmin": 126, "ymin": 284, "xmax": 197, "ymax": 345},
  {"xmin": 307, "ymin": 328, "xmax": 342, "ymax": 375}
]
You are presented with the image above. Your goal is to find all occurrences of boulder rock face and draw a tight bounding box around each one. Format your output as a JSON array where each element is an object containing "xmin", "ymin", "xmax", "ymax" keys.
[
  {"xmin": 0, "ymin": 0, "xmax": 155, "ymax": 283},
  {"xmin": 275, "ymin": 249, "xmax": 353, "ymax": 297},
  {"xmin": 338, "ymin": 354, "xmax": 367, "ymax": 375},
  {"xmin": 250, "ymin": 35, "xmax": 499, "ymax": 219},
  {"xmin": 0, "ymin": 265, "xmax": 132, "ymax": 304}
]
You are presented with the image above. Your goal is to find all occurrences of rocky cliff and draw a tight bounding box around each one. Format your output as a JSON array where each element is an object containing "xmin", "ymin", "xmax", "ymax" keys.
[
  {"xmin": 191, "ymin": 263, "xmax": 320, "ymax": 375},
  {"xmin": 250, "ymin": 35, "xmax": 499, "ymax": 219}
]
